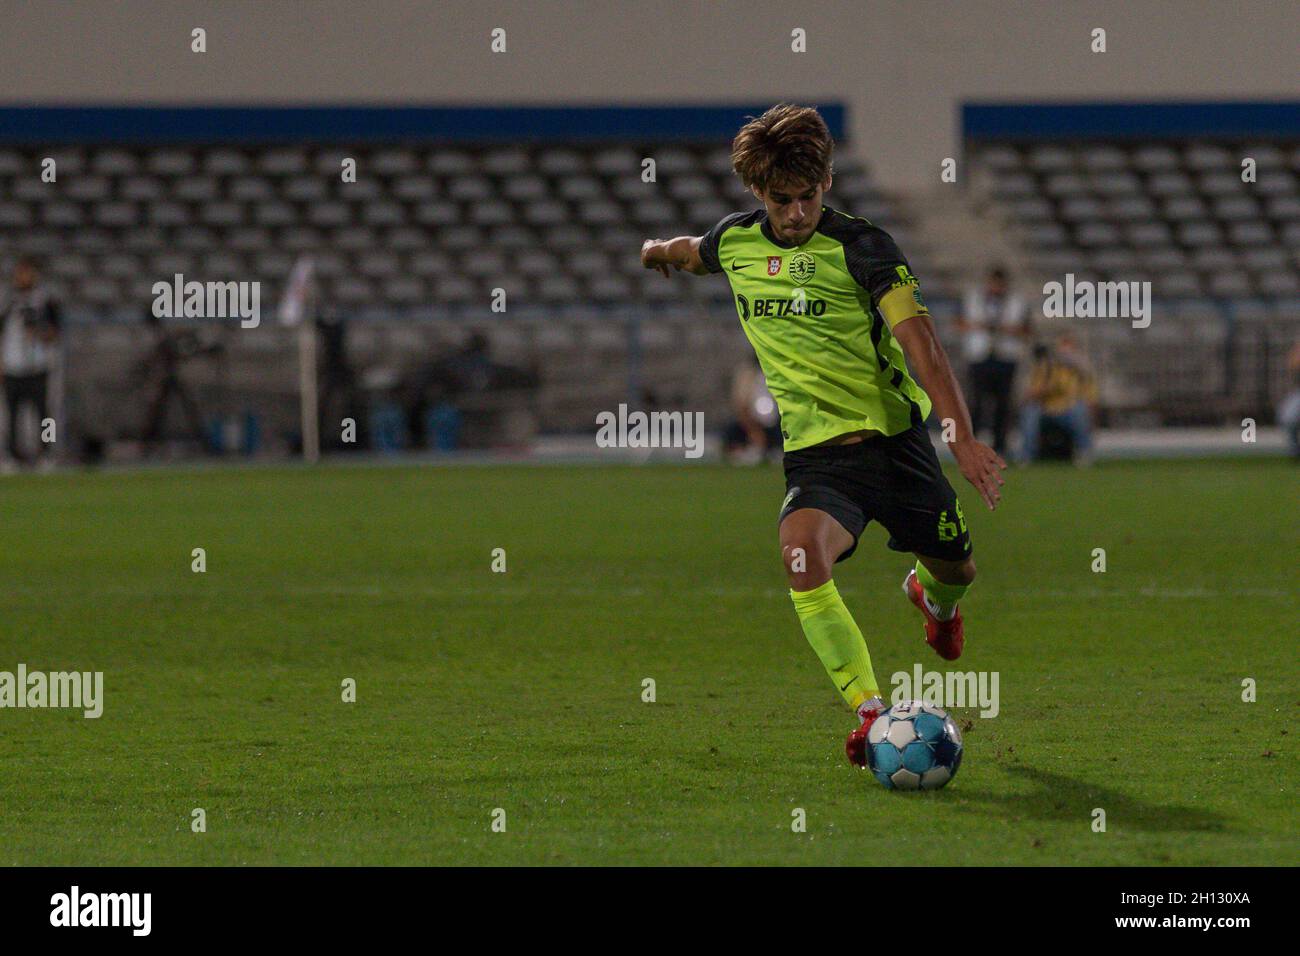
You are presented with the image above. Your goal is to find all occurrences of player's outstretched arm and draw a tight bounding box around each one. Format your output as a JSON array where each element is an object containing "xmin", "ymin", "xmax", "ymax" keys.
[
  {"xmin": 641, "ymin": 236, "xmax": 709, "ymax": 277},
  {"xmin": 893, "ymin": 313, "xmax": 1007, "ymax": 510}
]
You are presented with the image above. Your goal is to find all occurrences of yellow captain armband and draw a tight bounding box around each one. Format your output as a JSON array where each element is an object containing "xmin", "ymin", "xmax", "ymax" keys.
[{"xmin": 878, "ymin": 281, "xmax": 929, "ymax": 329}]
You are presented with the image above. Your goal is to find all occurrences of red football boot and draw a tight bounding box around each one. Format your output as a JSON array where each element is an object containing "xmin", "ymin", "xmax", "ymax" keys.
[
  {"xmin": 845, "ymin": 697, "xmax": 886, "ymax": 768},
  {"xmin": 903, "ymin": 569, "xmax": 965, "ymax": 661}
]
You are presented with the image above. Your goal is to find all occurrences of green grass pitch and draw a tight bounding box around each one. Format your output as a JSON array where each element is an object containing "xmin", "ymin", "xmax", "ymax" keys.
[{"xmin": 0, "ymin": 457, "xmax": 1295, "ymax": 865}]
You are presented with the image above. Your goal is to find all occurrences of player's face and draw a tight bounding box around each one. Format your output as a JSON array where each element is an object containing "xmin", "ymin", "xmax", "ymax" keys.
[{"xmin": 755, "ymin": 176, "xmax": 830, "ymax": 245}]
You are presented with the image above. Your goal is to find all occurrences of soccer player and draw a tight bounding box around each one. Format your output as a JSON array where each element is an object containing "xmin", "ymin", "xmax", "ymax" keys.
[{"xmin": 640, "ymin": 104, "xmax": 1005, "ymax": 767}]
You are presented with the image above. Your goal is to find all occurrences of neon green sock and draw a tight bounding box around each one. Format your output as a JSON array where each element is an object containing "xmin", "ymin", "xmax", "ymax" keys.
[
  {"xmin": 915, "ymin": 561, "xmax": 970, "ymax": 620},
  {"xmin": 790, "ymin": 579, "xmax": 879, "ymax": 710}
]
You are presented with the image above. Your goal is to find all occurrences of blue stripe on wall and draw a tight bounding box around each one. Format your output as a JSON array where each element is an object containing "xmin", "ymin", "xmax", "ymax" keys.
[
  {"xmin": 0, "ymin": 104, "xmax": 846, "ymax": 143},
  {"xmin": 964, "ymin": 102, "xmax": 1300, "ymax": 140}
]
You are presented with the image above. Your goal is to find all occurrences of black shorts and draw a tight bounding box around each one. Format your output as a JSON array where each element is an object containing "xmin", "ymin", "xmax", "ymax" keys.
[{"xmin": 778, "ymin": 423, "xmax": 973, "ymax": 563}]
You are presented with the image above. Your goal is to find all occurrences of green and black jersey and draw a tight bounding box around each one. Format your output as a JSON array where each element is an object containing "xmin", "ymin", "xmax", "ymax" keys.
[{"xmin": 699, "ymin": 205, "xmax": 932, "ymax": 450}]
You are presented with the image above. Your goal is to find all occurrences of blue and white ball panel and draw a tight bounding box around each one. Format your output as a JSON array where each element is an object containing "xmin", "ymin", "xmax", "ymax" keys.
[
  {"xmin": 870, "ymin": 741, "xmax": 903, "ymax": 774},
  {"xmin": 919, "ymin": 765, "xmax": 952, "ymax": 790},
  {"xmin": 901, "ymin": 740, "xmax": 937, "ymax": 774},
  {"xmin": 867, "ymin": 715, "xmax": 892, "ymax": 746},
  {"xmin": 884, "ymin": 719, "xmax": 919, "ymax": 750},
  {"xmin": 889, "ymin": 768, "xmax": 922, "ymax": 790},
  {"xmin": 911, "ymin": 712, "xmax": 946, "ymax": 743},
  {"xmin": 932, "ymin": 737, "xmax": 961, "ymax": 767}
]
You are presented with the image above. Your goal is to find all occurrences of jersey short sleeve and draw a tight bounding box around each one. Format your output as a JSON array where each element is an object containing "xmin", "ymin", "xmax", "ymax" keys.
[
  {"xmin": 841, "ymin": 223, "xmax": 930, "ymax": 329},
  {"xmin": 698, "ymin": 211, "xmax": 753, "ymax": 275}
]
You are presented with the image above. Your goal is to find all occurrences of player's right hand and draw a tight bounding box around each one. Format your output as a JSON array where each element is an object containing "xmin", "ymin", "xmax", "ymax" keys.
[
  {"xmin": 952, "ymin": 438, "xmax": 1007, "ymax": 510},
  {"xmin": 641, "ymin": 239, "xmax": 672, "ymax": 277}
]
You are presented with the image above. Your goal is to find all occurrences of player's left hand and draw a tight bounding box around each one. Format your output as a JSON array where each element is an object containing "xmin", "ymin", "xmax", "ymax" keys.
[{"xmin": 952, "ymin": 439, "xmax": 1006, "ymax": 510}]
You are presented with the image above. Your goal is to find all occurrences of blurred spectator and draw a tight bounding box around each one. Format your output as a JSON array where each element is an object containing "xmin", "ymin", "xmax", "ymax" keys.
[
  {"xmin": 137, "ymin": 309, "xmax": 220, "ymax": 454},
  {"xmin": 1019, "ymin": 334, "xmax": 1098, "ymax": 465},
  {"xmin": 405, "ymin": 333, "xmax": 490, "ymax": 450},
  {"xmin": 959, "ymin": 266, "xmax": 1031, "ymax": 456},
  {"xmin": 406, "ymin": 332, "xmax": 537, "ymax": 450},
  {"xmin": 724, "ymin": 359, "xmax": 781, "ymax": 464},
  {"xmin": 316, "ymin": 307, "xmax": 359, "ymax": 451},
  {"xmin": 1, "ymin": 258, "xmax": 62, "ymax": 470},
  {"xmin": 1279, "ymin": 338, "xmax": 1300, "ymax": 459}
]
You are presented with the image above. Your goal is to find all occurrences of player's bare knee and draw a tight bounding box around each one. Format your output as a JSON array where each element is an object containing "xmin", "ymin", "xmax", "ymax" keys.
[
  {"xmin": 954, "ymin": 557, "xmax": 977, "ymax": 585},
  {"xmin": 780, "ymin": 541, "xmax": 810, "ymax": 578},
  {"xmin": 783, "ymin": 541, "xmax": 832, "ymax": 590}
]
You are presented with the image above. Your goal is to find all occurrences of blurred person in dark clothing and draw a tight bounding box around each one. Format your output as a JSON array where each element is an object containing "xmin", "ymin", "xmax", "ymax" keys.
[
  {"xmin": 959, "ymin": 267, "xmax": 1030, "ymax": 456},
  {"xmin": 316, "ymin": 308, "xmax": 359, "ymax": 451},
  {"xmin": 137, "ymin": 310, "xmax": 219, "ymax": 453},
  {"xmin": 444, "ymin": 331, "xmax": 493, "ymax": 393},
  {"xmin": 1, "ymin": 258, "xmax": 62, "ymax": 468},
  {"xmin": 405, "ymin": 333, "xmax": 490, "ymax": 449},
  {"xmin": 406, "ymin": 332, "xmax": 536, "ymax": 449}
]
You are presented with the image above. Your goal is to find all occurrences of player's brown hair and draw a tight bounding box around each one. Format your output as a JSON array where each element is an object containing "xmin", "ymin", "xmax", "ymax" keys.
[{"xmin": 730, "ymin": 103, "xmax": 834, "ymax": 193}]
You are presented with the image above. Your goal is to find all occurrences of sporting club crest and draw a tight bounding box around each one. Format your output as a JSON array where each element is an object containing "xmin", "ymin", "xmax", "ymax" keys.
[{"xmin": 789, "ymin": 252, "xmax": 815, "ymax": 285}]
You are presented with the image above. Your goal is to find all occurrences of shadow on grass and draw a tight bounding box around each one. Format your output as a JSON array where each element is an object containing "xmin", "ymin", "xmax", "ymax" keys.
[{"xmin": 954, "ymin": 765, "xmax": 1228, "ymax": 833}]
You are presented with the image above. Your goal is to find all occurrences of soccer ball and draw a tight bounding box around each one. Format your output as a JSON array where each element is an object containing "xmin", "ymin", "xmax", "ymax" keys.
[{"xmin": 866, "ymin": 699, "xmax": 963, "ymax": 791}]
